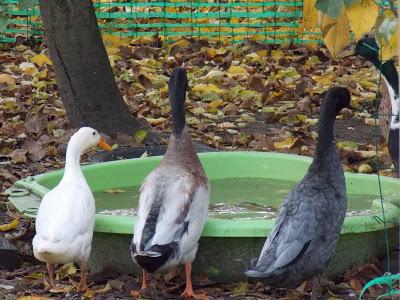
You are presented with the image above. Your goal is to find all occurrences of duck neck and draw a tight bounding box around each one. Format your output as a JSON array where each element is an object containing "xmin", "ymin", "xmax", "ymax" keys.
[
  {"xmin": 376, "ymin": 60, "xmax": 398, "ymax": 97},
  {"xmin": 169, "ymin": 74, "xmax": 187, "ymax": 136},
  {"xmin": 63, "ymin": 138, "xmax": 85, "ymax": 181},
  {"xmin": 165, "ymin": 127, "xmax": 198, "ymax": 163},
  {"xmin": 314, "ymin": 108, "xmax": 338, "ymax": 168}
]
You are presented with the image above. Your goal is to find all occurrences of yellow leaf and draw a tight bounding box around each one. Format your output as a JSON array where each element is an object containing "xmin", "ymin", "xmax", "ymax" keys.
[
  {"xmin": 145, "ymin": 117, "xmax": 166, "ymax": 125},
  {"xmin": 56, "ymin": 262, "xmax": 77, "ymax": 280},
  {"xmin": 0, "ymin": 218, "xmax": 19, "ymax": 231},
  {"xmin": 302, "ymin": 0, "xmax": 318, "ymax": 31},
  {"xmin": 346, "ymin": 0, "xmax": 379, "ymax": 39},
  {"xmin": 364, "ymin": 117, "xmax": 376, "ymax": 126},
  {"xmin": 375, "ymin": 10, "xmax": 398, "ymax": 61},
  {"xmin": 102, "ymin": 34, "xmax": 129, "ymax": 48},
  {"xmin": 17, "ymin": 296, "xmax": 52, "ymax": 300},
  {"xmin": 357, "ymin": 163, "xmax": 372, "ymax": 174},
  {"xmin": 375, "ymin": 10, "xmax": 397, "ymax": 43},
  {"xmin": 202, "ymin": 70, "xmax": 225, "ymax": 82},
  {"xmin": 83, "ymin": 283, "xmax": 112, "ymax": 298},
  {"xmin": 38, "ymin": 69, "xmax": 48, "ymax": 79},
  {"xmin": 19, "ymin": 62, "xmax": 38, "ymax": 75},
  {"xmin": 317, "ymin": 11, "xmax": 336, "ymax": 36},
  {"xmin": 311, "ymin": 73, "xmax": 335, "ymax": 86},
  {"xmin": 271, "ymin": 50, "xmax": 284, "ymax": 59},
  {"xmin": 30, "ymin": 53, "xmax": 52, "ymax": 67},
  {"xmin": 322, "ymin": 8, "xmax": 351, "ymax": 57},
  {"xmin": 208, "ymin": 99, "xmax": 224, "ymax": 109},
  {"xmin": 380, "ymin": 33, "xmax": 397, "ymax": 61},
  {"xmin": 134, "ymin": 129, "xmax": 148, "ymax": 144},
  {"xmin": 227, "ymin": 65, "xmax": 249, "ymax": 76},
  {"xmin": 192, "ymin": 83, "xmax": 224, "ymax": 94},
  {"xmin": 204, "ymin": 47, "xmax": 217, "ymax": 58},
  {"xmin": 273, "ymin": 137, "xmax": 298, "ymax": 150},
  {"xmin": 337, "ymin": 141, "xmax": 359, "ymax": 149},
  {"xmin": 240, "ymin": 114, "xmax": 256, "ymax": 123},
  {"xmin": 359, "ymin": 80, "xmax": 376, "ymax": 89},
  {"xmin": 24, "ymin": 272, "xmax": 44, "ymax": 280},
  {"xmin": 106, "ymin": 46, "xmax": 120, "ymax": 55},
  {"xmin": 244, "ymin": 52, "xmax": 262, "ymax": 63},
  {"xmin": 0, "ymin": 74, "xmax": 15, "ymax": 85},
  {"xmin": 257, "ymin": 49, "xmax": 267, "ymax": 57},
  {"xmin": 170, "ymin": 38, "xmax": 191, "ymax": 49},
  {"xmin": 186, "ymin": 116, "xmax": 200, "ymax": 126},
  {"xmin": 103, "ymin": 189, "xmax": 127, "ymax": 194}
]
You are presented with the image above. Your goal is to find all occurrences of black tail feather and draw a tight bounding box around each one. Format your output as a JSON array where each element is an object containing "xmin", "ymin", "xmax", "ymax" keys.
[{"xmin": 133, "ymin": 243, "xmax": 176, "ymax": 273}]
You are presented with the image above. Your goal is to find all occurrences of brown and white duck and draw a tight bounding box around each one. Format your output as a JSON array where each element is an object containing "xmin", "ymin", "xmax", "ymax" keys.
[
  {"xmin": 131, "ymin": 67, "xmax": 210, "ymax": 298},
  {"xmin": 354, "ymin": 37, "xmax": 399, "ymax": 175}
]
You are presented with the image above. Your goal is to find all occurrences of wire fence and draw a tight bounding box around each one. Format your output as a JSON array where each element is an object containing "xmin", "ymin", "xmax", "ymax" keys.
[{"xmin": 0, "ymin": 0, "xmax": 322, "ymax": 44}]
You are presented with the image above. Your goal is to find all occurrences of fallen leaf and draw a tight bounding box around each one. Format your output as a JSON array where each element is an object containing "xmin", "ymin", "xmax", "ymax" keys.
[
  {"xmin": 7, "ymin": 149, "xmax": 28, "ymax": 164},
  {"xmin": 144, "ymin": 117, "xmax": 166, "ymax": 125},
  {"xmin": 17, "ymin": 296, "xmax": 52, "ymax": 300},
  {"xmin": 274, "ymin": 137, "xmax": 298, "ymax": 150},
  {"xmin": 103, "ymin": 189, "xmax": 127, "ymax": 194},
  {"xmin": 357, "ymin": 163, "xmax": 372, "ymax": 174},
  {"xmin": 0, "ymin": 219, "xmax": 19, "ymax": 231},
  {"xmin": 106, "ymin": 46, "xmax": 120, "ymax": 55},
  {"xmin": 107, "ymin": 278, "xmax": 124, "ymax": 291},
  {"xmin": 56, "ymin": 262, "xmax": 76, "ymax": 280},
  {"xmin": 349, "ymin": 278, "xmax": 363, "ymax": 294},
  {"xmin": 19, "ymin": 62, "xmax": 38, "ymax": 75},
  {"xmin": 30, "ymin": 53, "xmax": 52, "ymax": 66},
  {"xmin": 102, "ymin": 34, "xmax": 129, "ymax": 48},
  {"xmin": 192, "ymin": 83, "xmax": 225, "ymax": 94},
  {"xmin": 233, "ymin": 281, "xmax": 248, "ymax": 297},
  {"xmin": 134, "ymin": 129, "xmax": 148, "ymax": 144},
  {"xmin": 227, "ymin": 65, "xmax": 249, "ymax": 77},
  {"xmin": 337, "ymin": 141, "xmax": 359, "ymax": 149},
  {"xmin": 240, "ymin": 114, "xmax": 256, "ymax": 123},
  {"xmin": 0, "ymin": 74, "xmax": 15, "ymax": 85}
]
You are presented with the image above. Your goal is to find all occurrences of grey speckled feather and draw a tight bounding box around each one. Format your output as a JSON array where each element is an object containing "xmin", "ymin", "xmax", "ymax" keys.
[{"xmin": 246, "ymin": 87, "xmax": 350, "ymax": 287}]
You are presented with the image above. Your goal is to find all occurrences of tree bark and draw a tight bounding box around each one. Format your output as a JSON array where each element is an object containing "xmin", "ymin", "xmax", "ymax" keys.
[{"xmin": 38, "ymin": 0, "xmax": 147, "ymax": 136}]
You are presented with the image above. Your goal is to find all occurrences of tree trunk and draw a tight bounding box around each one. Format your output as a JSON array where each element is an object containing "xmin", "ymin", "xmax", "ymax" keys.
[{"xmin": 38, "ymin": 0, "xmax": 147, "ymax": 136}]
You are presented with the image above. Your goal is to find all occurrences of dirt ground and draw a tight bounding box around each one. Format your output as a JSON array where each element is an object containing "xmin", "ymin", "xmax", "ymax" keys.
[{"xmin": 0, "ymin": 36, "xmax": 399, "ymax": 299}]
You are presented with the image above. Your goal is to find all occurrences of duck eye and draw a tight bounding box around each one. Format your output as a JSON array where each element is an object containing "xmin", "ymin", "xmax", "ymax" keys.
[{"xmin": 92, "ymin": 132, "xmax": 96, "ymax": 136}]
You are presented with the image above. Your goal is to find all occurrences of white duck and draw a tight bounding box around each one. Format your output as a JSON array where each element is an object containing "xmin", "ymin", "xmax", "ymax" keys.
[
  {"xmin": 131, "ymin": 68, "xmax": 210, "ymax": 298},
  {"xmin": 33, "ymin": 127, "xmax": 112, "ymax": 290}
]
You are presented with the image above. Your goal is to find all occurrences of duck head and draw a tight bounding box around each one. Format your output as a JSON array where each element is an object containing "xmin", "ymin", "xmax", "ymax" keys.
[
  {"xmin": 169, "ymin": 67, "xmax": 188, "ymax": 136},
  {"xmin": 70, "ymin": 127, "xmax": 113, "ymax": 152},
  {"xmin": 342, "ymin": 37, "xmax": 399, "ymax": 96},
  {"xmin": 354, "ymin": 37, "xmax": 380, "ymax": 67},
  {"xmin": 323, "ymin": 86, "xmax": 351, "ymax": 116}
]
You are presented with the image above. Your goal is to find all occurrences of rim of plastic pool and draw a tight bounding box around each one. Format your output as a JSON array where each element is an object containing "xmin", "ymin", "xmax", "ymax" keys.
[{"xmin": 6, "ymin": 151, "xmax": 400, "ymax": 237}]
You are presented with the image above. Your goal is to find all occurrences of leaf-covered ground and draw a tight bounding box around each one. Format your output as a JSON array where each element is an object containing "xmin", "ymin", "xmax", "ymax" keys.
[{"xmin": 0, "ymin": 36, "xmax": 398, "ymax": 299}]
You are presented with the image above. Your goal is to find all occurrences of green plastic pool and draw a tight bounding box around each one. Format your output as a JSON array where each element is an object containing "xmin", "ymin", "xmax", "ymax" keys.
[{"xmin": 6, "ymin": 152, "xmax": 400, "ymax": 281}]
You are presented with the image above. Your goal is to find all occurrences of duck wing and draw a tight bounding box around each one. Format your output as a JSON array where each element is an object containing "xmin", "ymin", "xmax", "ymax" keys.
[
  {"xmin": 132, "ymin": 168, "xmax": 204, "ymax": 271},
  {"xmin": 247, "ymin": 182, "xmax": 339, "ymax": 277},
  {"xmin": 34, "ymin": 184, "xmax": 95, "ymax": 252}
]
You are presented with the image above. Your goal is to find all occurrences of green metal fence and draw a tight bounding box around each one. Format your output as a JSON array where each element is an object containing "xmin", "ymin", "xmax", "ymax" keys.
[{"xmin": 0, "ymin": 0, "xmax": 326, "ymax": 44}]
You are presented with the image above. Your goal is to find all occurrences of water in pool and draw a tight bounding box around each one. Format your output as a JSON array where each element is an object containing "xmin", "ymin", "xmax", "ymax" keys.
[{"xmin": 94, "ymin": 178, "xmax": 380, "ymax": 220}]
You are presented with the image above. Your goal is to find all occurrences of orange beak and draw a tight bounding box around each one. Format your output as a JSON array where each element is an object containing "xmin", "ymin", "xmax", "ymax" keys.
[{"xmin": 98, "ymin": 137, "xmax": 113, "ymax": 152}]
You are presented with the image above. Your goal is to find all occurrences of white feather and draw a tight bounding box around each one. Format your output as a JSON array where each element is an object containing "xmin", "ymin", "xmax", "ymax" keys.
[
  {"xmin": 133, "ymin": 163, "xmax": 209, "ymax": 268},
  {"xmin": 32, "ymin": 127, "xmax": 103, "ymax": 265},
  {"xmin": 382, "ymin": 76, "xmax": 400, "ymax": 130}
]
